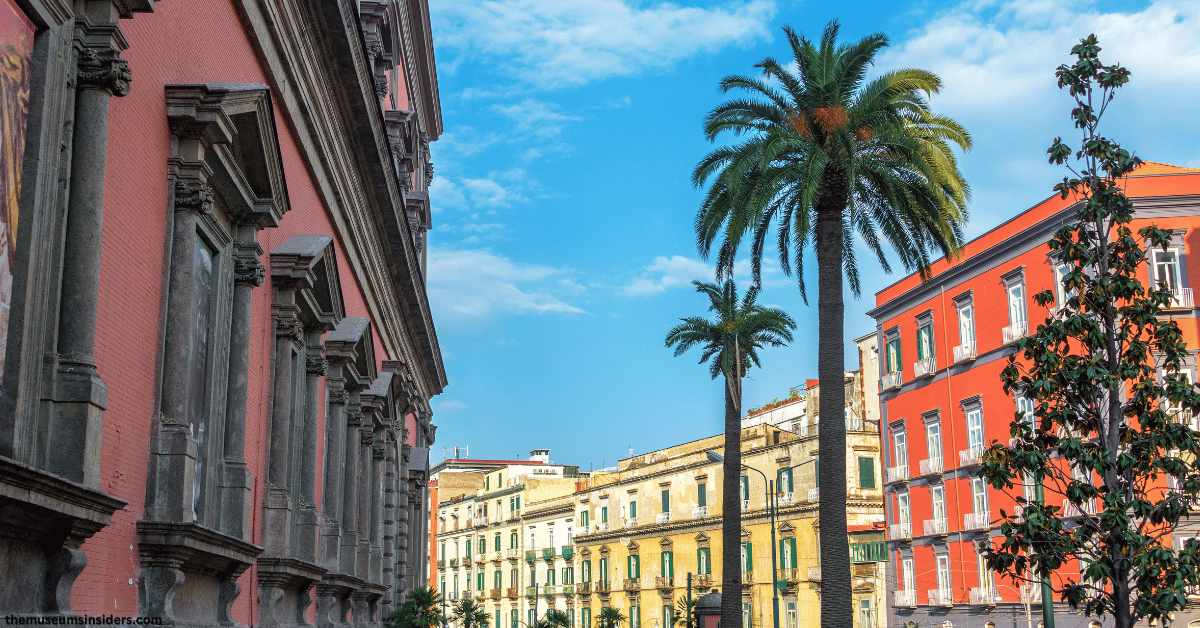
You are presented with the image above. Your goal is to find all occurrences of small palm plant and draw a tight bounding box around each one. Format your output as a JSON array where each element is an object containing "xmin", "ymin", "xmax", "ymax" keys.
[
  {"xmin": 542, "ymin": 610, "xmax": 571, "ymax": 628},
  {"xmin": 673, "ymin": 598, "xmax": 697, "ymax": 628},
  {"xmin": 386, "ymin": 586, "xmax": 446, "ymax": 628},
  {"xmin": 598, "ymin": 607, "xmax": 626, "ymax": 628},
  {"xmin": 450, "ymin": 597, "xmax": 490, "ymax": 628}
]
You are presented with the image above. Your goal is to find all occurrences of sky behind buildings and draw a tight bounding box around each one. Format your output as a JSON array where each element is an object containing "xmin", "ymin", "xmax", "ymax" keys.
[{"xmin": 423, "ymin": 0, "xmax": 1200, "ymax": 470}]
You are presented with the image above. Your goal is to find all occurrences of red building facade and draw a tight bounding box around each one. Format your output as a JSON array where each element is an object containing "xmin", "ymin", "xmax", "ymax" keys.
[
  {"xmin": 0, "ymin": 0, "xmax": 445, "ymax": 625},
  {"xmin": 869, "ymin": 164, "xmax": 1200, "ymax": 628}
]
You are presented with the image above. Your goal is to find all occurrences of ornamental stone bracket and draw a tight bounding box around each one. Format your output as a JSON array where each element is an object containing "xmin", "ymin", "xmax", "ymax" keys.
[{"xmin": 256, "ymin": 557, "xmax": 328, "ymax": 628}]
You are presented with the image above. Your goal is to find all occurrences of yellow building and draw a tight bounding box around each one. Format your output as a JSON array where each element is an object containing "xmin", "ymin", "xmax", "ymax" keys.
[{"xmin": 571, "ymin": 335, "xmax": 885, "ymax": 628}]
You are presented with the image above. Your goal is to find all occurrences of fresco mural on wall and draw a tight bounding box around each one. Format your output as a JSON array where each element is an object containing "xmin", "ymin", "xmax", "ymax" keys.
[{"xmin": 0, "ymin": 0, "xmax": 32, "ymax": 380}]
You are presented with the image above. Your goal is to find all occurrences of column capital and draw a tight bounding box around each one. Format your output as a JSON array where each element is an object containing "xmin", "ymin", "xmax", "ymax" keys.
[{"xmin": 233, "ymin": 256, "xmax": 265, "ymax": 287}]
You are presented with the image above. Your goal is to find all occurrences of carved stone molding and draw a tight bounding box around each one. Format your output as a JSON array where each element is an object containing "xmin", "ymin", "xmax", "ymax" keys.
[
  {"xmin": 233, "ymin": 256, "xmax": 266, "ymax": 287},
  {"xmin": 306, "ymin": 355, "xmax": 329, "ymax": 376},
  {"xmin": 329, "ymin": 389, "xmax": 349, "ymax": 405},
  {"xmin": 347, "ymin": 412, "xmax": 364, "ymax": 427},
  {"xmin": 173, "ymin": 180, "xmax": 214, "ymax": 214},
  {"xmin": 77, "ymin": 48, "xmax": 131, "ymax": 96},
  {"xmin": 275, "ymin": 317, "xmax": 304, "ymax": 341}
]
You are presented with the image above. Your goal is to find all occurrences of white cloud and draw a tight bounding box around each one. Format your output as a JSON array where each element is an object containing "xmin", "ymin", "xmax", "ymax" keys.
[
  {"xmin": 623, "ymin": 255, "xmax": 715, "ymax": 296},
  {"xmin": 430, "ymin": 170, "xmax": 529, "ymax": 213},
  {"xmin": 491, "ymin": 98, "xmax": 581, "ymax": 137},
  {"xmin": 435, "ymin": 400, "xmax": 470, "ymax": 414},
  {"xmin": 432, "ymin": 0, "xmax": 776, "ymax": 86},
  {"xmin": 428, "ymin": 246, "xmax": 586, "ymax": 319}
]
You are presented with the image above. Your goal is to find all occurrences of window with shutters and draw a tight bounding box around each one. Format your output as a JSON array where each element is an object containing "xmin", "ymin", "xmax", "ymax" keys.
[
  {"xmin": 779, "ymin": 537, "xmax": 797, "ymax": 570},
  {"xmin": 581, "ymin": 510, "xmax": 589, "ymax": 528},
  {"xmin": 563, "ymin": 566, "xmax": 573, "ymax": 584},
  {"xmin": 601, "ymin": 506, "xmax": 608, "ymax": 523},
  {"xmin": 661, "ymin": 551, "xmax": 674, "ymax": 579},
  {"xmin": 628, "ymin": 553, "xmax": 640, "ymax": 579},
  {"xmin": 697, "ymin": 547, "xmax": 711, "ymax": 575},
  {"xmin": 511, "ymin": 610, "xmax": 517, "ymax": 628},
  {"xmin": 582, "ymin": 560, "xmax": 591, "ymax": 582},
  {"xmin": 740, "ymin": 541, "xmax": 753, "ymax": 573},
  {"xmin": 661, "ymin": 489, "xmax": 669, "ymax": 513},
  {"xmin": 698, "ymin": 483, "xmax": 707, "ymax": 507},
  {"xmin": 663, "ymin": 606, "xmax": 673, "ymax": 628},
  {"xmin": 885, "ymin": 335, "xmax": 902, "ymax": 374},
  {"xmin": 858, "ymin": 457, "xmax": 875, "ymax": 489},
  {"xmin": 777, "ymin": 468, "xmax": 794, "ymax": 494},
  {"xmin": 629, "ymin": 499, "xmax": 638, "ymax": 519},
  {"xmin": 742, "ymin": 602, "xmax": 752, "ymax": 628},
  {"xmin": 582, "ymin": 608, "xmax": 591, "ymax": 628},
  {"xmin": 630, "ymin": 605, "xmax": 641, "ymax": 628},
  {"xmin": 477, "ymin": 572, "xmax": 484, "ymax": 591},
  {"xmin": 493, "ymin": 570, "xmax": 501, "ymax": 589},
  {"xmin": 510, "ymin": 532, "xmax": 518, "ymax": 548},
  {"xmin": 916, "ymin": 320, "xmax": 934, "ymax": 361},
  {"xmin": 740, "ymin": 476, "xmax": 749, "ymax": 502}
]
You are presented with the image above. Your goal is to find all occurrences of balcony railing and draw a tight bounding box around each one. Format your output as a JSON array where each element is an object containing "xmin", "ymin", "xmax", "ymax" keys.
[
  {"xmin": 562, "ymin": 547, "xmax": 574, "ymax": 560},
  {"xmin": 928, "ymin": 589, "xmax": 954, "ymax": 607},
  {"xmin": 808, "ymin": 567, "xmax": 821, "ymax": 582},
  {"xmin": 1003, "ymin": 322, "xmax": 1028, "ymax": 345},
  {"xmin": 437, "ymin": 559, "xmax": 445, "ymax": 568},
  {"xmin": 473, "ymin": 517, "xmax": 487, "ymax": 527},
  {"xmin": 740, "ymin": 499, "xmax": 750, "ymax": 511},
  {"xmin": 849, "ymin": 541, "xmax": 887, "ymax": 563},
  {"xmin": 1167, "ymin": 288, "xmax": 1195, "ymax": 310},
  {"xmin": 624, "ymin": 518, "xmax": 638, "ymax": 529},
  {"xmin": 807, "ymin": 488, "xmax": 820, "ymax": 503},
  {"xmin": 490, "ymin": 551, "xmax": 503, "ymax": 562},
  {"xmin": 970, "ymin": 587, "xmax": 1000, "ymax": 605},
  {"xmin": 964, "ymin": 511, "xmax": 991, "ymax": 530},
  {"xmin": 525, "ymin": 587, "xmax": 539, "ymax": 597},
  {"xmin": 507, "ymin": 548, "xmax": 520, "ymax": 560},
  {"xmin": 889, "ymin": 522, "xmax": 912, "ymax": 540},
  {"xmin": 882, "ymin": 371, "xmax": 903, "ymax": 391},
  {"xmin": 777, "ymin": 568, "xmax": 798, "ymax": 582},
  {"xmin": 885, "ymin": 464, "xmax": 909, "ymax": 483},
  {"xmin": 1012, "ymin": 504, "xmax": 1026, "ymax": 522},
  {"xmin": 923, "ymin": 518, "xmax": 949, "ymax": 536},
  {"xmin": 543, "ymin": 548, "xmax": 556, "ymax": 561},
  {"xmin": 563, "ymin": 585, "xmax": 575, "ymax": 596},
  {"xmin": 655, "ymin": 577, "xmax": 674, "ymax": 590},
  {"xmin": 578, "ymin": 582, "xmax": 591, "ymax": 593},
  {"xmin": 953, "ymin": 343, "xmax": 977, "ymax": 363},
  {"xmin": 742, "ymin": 571, "xmax": 754, "ymax": 585},
  {"xmin": 777, "ymin": 492, "xmax": 794, "ymax": 506},
  {"xmin": 914, "ymin": 357, "xmax": 936, "ymax": 378},
  {"xmin": 505, "ymin": 588, "xmax": 518, "ymax": 599},
  {"xmin": 893, "ymin": 590, "xmax": 917, "ymax": 608},
  {"xmin": 959, "ymin": 446, "xmax": 985, "ymax": 467},
  {"xmin": 1019, "ymin": 585, "xmax": 1042, "ymax": 604},
  {"xmin": 656, "ymin": 513, "xmax": 672, "ymax": 524},
  {"xmin": 450, "ymin": 558, "xmax": 459, "ymax": 567},
  {"xmin": 1062, "ymin": 499, "xmax": 1097, "ymax": 517},
  {"xmin": 691, "ymin": 506, "xmax": 710, "ymax": 519},
  {"xmin": 623, "ymin": 578, "xmax": 640, "ymax": 591},
  {"xmin": 489, "ymin": 590, "xmax": 501, "ymax": 599},
  {"xmin": 918, "ymin": 457, "xmax": 943, "ymax": 476},
  {"xmin": 596, "ymin": 581, "xmax": 611, "ymax": 594},
  {"xmin": 594, "ymin": 522, "xmax": 609, "ymax": 533},
  {"xmin": 695, "ymin": 574, "xmax": 713, "ymax": 588},
  {"xmin": 474, "ymin": 554, "xmax": 486, "ymax": 564}
]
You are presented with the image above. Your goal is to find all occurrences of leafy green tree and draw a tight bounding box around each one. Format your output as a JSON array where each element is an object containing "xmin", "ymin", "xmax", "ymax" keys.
[
  {"xmin": 673, "ymin": 598, "xmax": 697, "ymax": 628},
  {"xmin": 979, "ymin": 35, "xmax": 1200, "ymax": 628},
  {"xmin": 533, "ymin": 610, "xmax": 571, "ymax": 628},
  {"xmin": 665, "ymin": 279, "xmax": 795, "ymax": 626},
  {"xmin": 693, "ymin": 21, "xmax": 970, "ymax": 628},
  {"xmin": 450, "ymin": 597, "xmax": 490, "ymax": 628},
  {"xmin": 598, "ymin": 607, "xmax": 626, "ymax": 628},
  {"xmin": 387, "ymin": 586, "xmax": 447, "ymax": 628}
]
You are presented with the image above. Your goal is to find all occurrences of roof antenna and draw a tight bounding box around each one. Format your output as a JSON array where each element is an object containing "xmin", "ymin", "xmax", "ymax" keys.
[{"xmin": 628, "ymin": 446, "xmax": 633, "ymax": 456}]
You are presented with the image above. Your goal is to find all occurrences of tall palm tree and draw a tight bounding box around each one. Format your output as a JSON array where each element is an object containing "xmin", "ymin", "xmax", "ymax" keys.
[
  {"xmin": 693, "ymin": 21, "xmax": 970, "ymax": 628},
  {"xmin": 598, "ymin": 606, "xmax": 627, "ymax": 628},
  {"xmin": 387, "ymin": 586, "xmax": 446, "ymax": 628},
  {"xmin": 665, "ymin": 280, "xmax": 796, "ymax": 628},
  {"xmin": 450, "ymin": 597, "xmax": 490, "ymax": 628}
]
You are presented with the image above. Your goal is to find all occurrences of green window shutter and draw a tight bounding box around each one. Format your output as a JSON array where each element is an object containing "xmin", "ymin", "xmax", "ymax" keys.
[
  {"xmin": 859, "ymin": 457, "xmax": 876, "ymax": 489},
  {"xmin": 583, "ymin": 608, "xmax": 591, "ymax": 628},
  {"xmin": 512, "ymin": 610, "xmax": 518, "ymax": 628},
  {"xmin": 741, "ymin": 542, "xmax": 752, "ymax": 572},
  {"xmin": 788, "ymin": 538, "xmax": 797, "ymax": 568},
  {"xmin": 698, "ymin": 547, "xmax": 710, "ymax": 574},
  {"xmin": 582, "ymin": 510, "xmax": 589, "ymax": 527},
  {"xmin": 584, "ymin": 560, "xmax": 591, "ymax": 582},
  {"xmin": 661, "ymin": 490, "xmax": 669, "ymax": 512},
  {"xmin": 666, "ymin": 551, "xmax": 674, "ymax": 577},
  {"xmin": 630, "ymin": 500, "xmax": 637, "ymax": 518},
  {"xmin": 466, "ymin": 540, "xmax": 471, "ymax": 557},
  {"xmin": 601, "ymin": 506, "xmax": 608, "ymax": 523},
  {"xmin": 916, "ymin": 327, "xmax": 925, "ymax": 360},
  {"xmin": 740, "ymin": 476, "xmax": 749, "ymax": 501},
  {"xmin": 486, "ymin": 477, "xmax": 490, "ymax": 490},
  {"xmin": 698, "ymin": 483, "xmax": 707, "ymax": 507}
]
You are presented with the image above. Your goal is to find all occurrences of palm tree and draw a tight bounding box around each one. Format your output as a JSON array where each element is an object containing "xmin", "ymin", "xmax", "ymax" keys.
[
  {"xmin": 598, "ymin": 607, "xmax": 627, "ymax": 628},
  {"xmin": 673, "ymin": 598, "xmax": 697, "ymax": 628},
  {"xmin": 450, "ymin": 597, "xmax": 490, "ymax": 628},
  {"xmin": 387, "ymin": 586, "xmax": 446, "ymax": 628},
  {"xmin": 665, "ymin": 280, "xmax": 796, "ymax": 628},
  {"xmin": 693, "ymin": 20, "xmax": 970, "ymax": 628},
  {"xmin": 531, "ymin": 609, "xmax": 572, "ymax": 628}
]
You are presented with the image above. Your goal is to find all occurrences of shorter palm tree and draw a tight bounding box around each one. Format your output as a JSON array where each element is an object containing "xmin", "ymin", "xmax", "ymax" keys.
[
  {"xmin": 598, "ymin": 607, "xmax": 626, "ymax": 628},
  {"xmin": 673, "ymin": 598, "xmax": 697, "ymax": 628},
  {"xmin": 450, "ymin": 597, "xmax": 490, "ymax": 628},
  {"xmin": 386, "ymin": 586, "xmax": 446, "ymax": 628},
  {"xmin": 541, "ymin": 610, "xmax": 571, "ymax": 628}
]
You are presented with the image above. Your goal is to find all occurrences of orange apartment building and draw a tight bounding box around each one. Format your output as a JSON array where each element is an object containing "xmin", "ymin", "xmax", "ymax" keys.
[{"xmin": 868, "ymin": 163, "xmax": 1200, "ymax": 628}]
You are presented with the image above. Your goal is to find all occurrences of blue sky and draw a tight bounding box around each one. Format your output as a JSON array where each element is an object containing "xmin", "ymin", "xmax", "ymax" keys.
[{"xmin": 424, "ymin": 0, "xmax": 1200, "ymax": 469}]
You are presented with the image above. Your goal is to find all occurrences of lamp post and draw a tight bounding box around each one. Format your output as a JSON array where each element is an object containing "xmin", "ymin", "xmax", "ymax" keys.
[{"xmin": 705, "ymin": 451, "xmax": 818, "ymax": 628}]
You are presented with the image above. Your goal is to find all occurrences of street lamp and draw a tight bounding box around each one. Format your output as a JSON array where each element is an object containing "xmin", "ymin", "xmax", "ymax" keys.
[{"xmin": 705, "ymin": 451, "xmax": 817, "ymax": 628}]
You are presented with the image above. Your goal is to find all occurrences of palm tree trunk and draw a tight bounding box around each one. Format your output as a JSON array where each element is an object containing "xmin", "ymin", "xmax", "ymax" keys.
[
  {"xmin": 722, "ymin": 373, "xmax": 743, "ymax": 628},
  {"xmin": 816, "ymin": 190, "xmax": 850, "ymax": 628}
]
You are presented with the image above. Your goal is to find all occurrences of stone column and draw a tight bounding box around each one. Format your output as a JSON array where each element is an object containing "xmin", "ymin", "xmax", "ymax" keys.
[
  {"xmin": 298, "ymin": 341, "xmax": 327, "ymax": 564},
  {"xmin": 380, "ymin": 436, "xmax": 397, "ymax": 615},
  {"xmin": 321, "ymin": 376, "xmax": 348, "ymax": 569},
  {"xmin": 340, "ymin": 405, "xmax": 362, "ymax": 577},
  {"xmin": 370, "ymin": 430, "xmax": 384, "ymax": 584},
  {"xmin": 49, "ymin": 14, "xmax": 131, "ymax": 487},
  {"xmin": 220, "ymin": 231, "xmax": 264, "ymax": 538},
  {"xmin": 356, "ymin": 424, "xmax": 373, "ymax": 582},
  {"xmin": 263, "ymin": 311, "xmax": 302, "ymax": 555}
]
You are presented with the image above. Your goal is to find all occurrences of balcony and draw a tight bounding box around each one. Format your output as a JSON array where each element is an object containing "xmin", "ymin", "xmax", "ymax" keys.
[
  {"xmin": 437, "ymin": 559, "xmax": 445, "ymax": 568},
  {"xmin": 970, "ymin": 587, "xmax": 1000, "ymax": 605},
  {"xmin": 914, "ymin": 357, "xmax": 936, "ymax": 378},
  {"xmin": 807, "ymin": 567, "xmax": 821, "ymax": 582},
  {"xmin": 526, "ymin": 586, "xmax": 539, "ymax": 598},
  {"xmin": 885, "ymin": 464, "xmax": 909, "ymax": 483},
  {"xmin": 928, "ymin": 589, "xmax": 954, "ymax": 607},
  {"xmin": 505, "ymin": 588, "xmax": 518, "ymax": 599},
  {"xmin": 777, "ymin": 568, "xmax": 798, "ymax": 583},
  {"xmin": 1020, "ymin": 585, "xmax": 1042, "ymax": 604},
  {"xmin": 959, "ymin": 446, "xmax": 985, "ymax": 467},
  {"xmin": 656, "ymin": 512, "xmax": 672, "ymax": 524},
  {"xmin": 806, "ymin": 488, "xmax": 820, "ymax": 503},
  {"xmin": 923, "ymin": 518, "xmax": 949, "ymax": 537},
  {"xmin": 695, "ymin": 574, "xmax": 712, "ymax": 588},
  {"xmin": 447, "ymin": 590, "xmax": 459, "ymax": 600},
  {"xmin": 507, "ymin": 548, "xmax": 520, "ymax": 560},
  {"xmin": 1166, "ymin": 288, "xmax": 1195, "ymax": 310},
  {"xmin": 491, "ymin": 551, "xmax": 503, "ymax": 562},
  {"xmin": 1061, "ymin": 500, "xmax": 1097, "ymax": 518},
  {"xmin": 963, "ymin": 511, "xmax": 991, "ymax": 530},
  {"xmin": 655, "ymin": 577, "xmax": 674, "ymax": 590},
  {"xmin": 473, "ymin": 517, "xmax": 487, "ymax": 527},
  {"xmin": 623, "ymin": 578, "xmax": 640, "ymax": 591},
  {"xmin": 450, "ymin": 558, "xmax": 459, "ymax": 567},
  {"xmin": 882, "ymin": 371, "xmax": 903, "ymax": 391},
  {"xmin": 543, "ymin": 548, "xmax": 556, "ymax": 561},
  {"xmin": 596, "ymin": 581, "xmax": 611, "ymax": 594},
  {"xmin": 594, "ymin": 522, "xmax": 609, "ymax": 533},
  {"xmin": 691, "ymin": 506, "xmax": 710, "ymax": 519},
  {"xmin": 464, "ymin": 560, "xmax": 473, "ymax": 570},
  {"xmin": 562, "ymin": 547, "xmax": 574, "ymax": 560},
  {"xmin": 475, "ymin": 554, "xmax": 486, "ymax": 564},
  {"xmin": 526, "ymin": 551, "xmax": 536, "ymax": 563},
  {"xmin": 1003, "ymin": 322, "xmax": 1028, "ymax": 345},
  {"xmin": 953, "ymin": 342, "xmax": 977, "ymax": 363},
  {"xmin": 544, "ymin": 587, "xmax": 557, "ymax": 599},
  {"xmin": 624, "ymin": 518, "xmax": 638, "ymax": 529},
  {"xmin": 893, "ymin": 590, "xmax": 917, "ymax": 608},
  {"xmin": 507, "ymin": 510, "xmax": 520, "ymax": 522},
  {"xmin": 889, "ymin": 522, "xmax": 912, "ymax": 540},
  {"xmin": 918, "ymin": 457, "xmax": 943, "ymax": 476},
  {"xmin": 490, "ymin": 590, "xmax": 501, "ymax": 599},
  {"xmin": 578, "ymin": 582, "xmax": 591, "ymax": 594},
  {"xmin": 777, "ymin": 492, "xmax": 794, "ymax": 506},
  {"xmin": 563, "ymin": 585, "xmax": 575, "ymax": 596},
  {"xmin": 849, "ymin": 541, "xmax": 887, "ymax": 563},
  {"xmin": 742, "ymin": 571, "xmax": 754, "ymax": 585}
]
